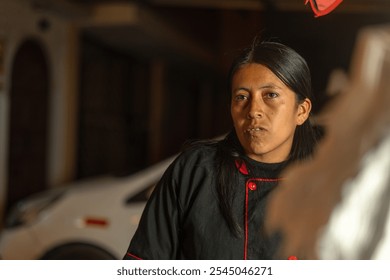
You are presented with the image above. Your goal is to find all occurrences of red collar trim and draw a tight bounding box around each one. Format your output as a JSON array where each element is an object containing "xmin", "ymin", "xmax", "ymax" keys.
[{"xmin": 235, "ymin": 159, "xmax": 249, "ymax": 175}]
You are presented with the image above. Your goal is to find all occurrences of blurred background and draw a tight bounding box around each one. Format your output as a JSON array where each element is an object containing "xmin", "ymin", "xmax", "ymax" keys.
[{"xmin": 0, "ymin": 0, "xmax": 389, "ymax": 259}]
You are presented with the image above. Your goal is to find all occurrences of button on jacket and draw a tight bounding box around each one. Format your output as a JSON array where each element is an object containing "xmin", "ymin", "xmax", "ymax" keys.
[{"xmin": 124, "ymin": 140, "xmax": 285, "ymax": 260}]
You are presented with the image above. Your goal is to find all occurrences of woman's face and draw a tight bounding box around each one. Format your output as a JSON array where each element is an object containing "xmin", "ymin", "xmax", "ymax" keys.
[{"xmin": 231, "ymin": 63, "xmax": 311, "ymax": 163}]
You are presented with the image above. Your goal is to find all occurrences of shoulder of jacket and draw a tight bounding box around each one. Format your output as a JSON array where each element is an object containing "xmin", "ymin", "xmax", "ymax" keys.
[{"xmin": 176, "ymin": 142, "xmax": 218, "ymax": 164}]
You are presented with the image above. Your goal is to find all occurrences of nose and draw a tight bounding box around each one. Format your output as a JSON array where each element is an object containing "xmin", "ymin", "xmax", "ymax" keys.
[{"xmin": 247, "ymin": 99, "xmax": 264, "ymax": 119}]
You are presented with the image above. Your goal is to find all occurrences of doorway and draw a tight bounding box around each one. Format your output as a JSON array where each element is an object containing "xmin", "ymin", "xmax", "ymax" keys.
[{"xmin": 6, "ymin": 39, "xmax": 50, "ymax": 212}]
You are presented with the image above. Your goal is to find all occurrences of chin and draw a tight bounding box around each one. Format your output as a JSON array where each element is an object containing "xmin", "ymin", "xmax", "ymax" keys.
[{"xmin": 246, "ymin": 147, "xmax": 267, "ymax": 159}]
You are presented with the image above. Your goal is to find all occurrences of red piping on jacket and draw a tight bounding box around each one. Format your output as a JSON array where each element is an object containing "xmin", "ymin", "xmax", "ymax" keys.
[
  {"xmin": 126, "ymin": 252, "xmax": 143, "ymax": 260},
  {"xmin": 243, "ymin": 177, "xmax": 281, "ymax": 260},
  {"xmin": 236, "ymin": 159, "xmax": 283, "ymax": 260},
  {"xmin": 244, "ymin": 181, "xmax": 249, "ymax": 260}
]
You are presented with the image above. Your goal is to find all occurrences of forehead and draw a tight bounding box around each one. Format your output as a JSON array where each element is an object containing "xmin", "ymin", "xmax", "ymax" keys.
[
  {"xmin": 232, "ymin": 63, "xmax": 284, "ymax": 86},
  {"xmin": 231, "ymin": 63, "xmax": 299, "ymax": 100}
]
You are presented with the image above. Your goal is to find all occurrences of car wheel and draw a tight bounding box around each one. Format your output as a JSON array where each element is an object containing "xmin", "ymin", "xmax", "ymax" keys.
[{"xmin": 41, "ymin": 243, "xmax": 116, "ymax": 260}]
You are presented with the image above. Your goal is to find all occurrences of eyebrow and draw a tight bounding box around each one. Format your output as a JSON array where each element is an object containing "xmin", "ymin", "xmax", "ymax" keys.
[
  {"xmin": 233, "ymin": 83, "xmax": 282, "ymax": 93},
  {"xmin": 258, "ymin": 83, "xmax": 282, "ymax": 90}
]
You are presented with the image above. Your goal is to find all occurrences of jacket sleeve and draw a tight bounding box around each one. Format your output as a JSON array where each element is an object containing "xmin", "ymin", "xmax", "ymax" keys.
[{"xmin": 123, "ymin": 159, "xmax": 182, "ymax": 260}]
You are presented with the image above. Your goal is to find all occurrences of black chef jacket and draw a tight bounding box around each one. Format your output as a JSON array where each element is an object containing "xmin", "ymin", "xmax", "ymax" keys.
[{"xmin": 123, "ymin": 141, "xmax": 286, "ymax": 260}]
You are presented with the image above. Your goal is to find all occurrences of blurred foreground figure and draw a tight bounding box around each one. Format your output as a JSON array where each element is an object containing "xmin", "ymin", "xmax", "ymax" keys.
[{"xmin": 265, "ymin": 24, "xmax": 390, "ymax": 259}]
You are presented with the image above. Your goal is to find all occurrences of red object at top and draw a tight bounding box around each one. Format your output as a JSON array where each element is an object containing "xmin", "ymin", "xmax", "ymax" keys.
[{"xmin": 305, "ymin": 0, "xmax": 343, "ymax": 17}]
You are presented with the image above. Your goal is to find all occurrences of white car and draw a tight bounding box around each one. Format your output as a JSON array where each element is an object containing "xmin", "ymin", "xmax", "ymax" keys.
[{"xmin": 0, "ymin": 156, "xmax": 175, "ymax": 260}]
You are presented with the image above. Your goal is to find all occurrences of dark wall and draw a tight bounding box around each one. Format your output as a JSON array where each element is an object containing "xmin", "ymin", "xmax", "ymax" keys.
[
  {"xmin": 261, "ymin": 11, "xmax": 390, "ymax": 112},
  {"xmin": 76, "ymin": 8, "xmax": 390, "ymax": 177},
  {"xmin": 77, "ymin": 35, "xmax": 150, "ymax": 178},
  {"xmin": 155, "ymin": 7, "xmax": 390, "ymax": 113}
]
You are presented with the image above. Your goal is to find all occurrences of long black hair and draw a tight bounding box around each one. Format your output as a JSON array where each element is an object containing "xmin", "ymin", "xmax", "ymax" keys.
[{"xmin": 217, "ymin": 40, "xmax": 319, "ymax": 236}]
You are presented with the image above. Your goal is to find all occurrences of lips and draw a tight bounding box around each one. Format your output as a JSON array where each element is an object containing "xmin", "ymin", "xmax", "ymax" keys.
[
  {"xmin": 246, "ymin": 124, "xmax": 267, "ymax": 132},
  {"xmin": 247, "ymin": 127, "xmax": 264, "ymax": 132},
  {"xmin": 245, "ymin": 126, "xmax": 266, "ymax": 136}
]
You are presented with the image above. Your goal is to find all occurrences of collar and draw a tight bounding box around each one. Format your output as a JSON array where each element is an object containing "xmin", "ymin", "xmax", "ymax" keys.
[{"xmin": 235, "ymin": 157, "xmax": 287, "ymax": 178}]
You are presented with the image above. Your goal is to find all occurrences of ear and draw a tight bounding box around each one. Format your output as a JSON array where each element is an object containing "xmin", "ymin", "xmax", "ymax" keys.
[{"xmin": 296, "ymin": 98, "xmax": 312, "ymax": 125}]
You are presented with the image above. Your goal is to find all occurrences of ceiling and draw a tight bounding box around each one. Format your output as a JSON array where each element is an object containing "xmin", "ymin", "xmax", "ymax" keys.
[
  {"xmin": 149, "ymin": 0, "xmax": 390, "ymax": 13},
  {"xmin": 34, "ymin": 0, "xmax": 390, "ymax": 15},
  {"xmin": 29, "ymin": 0, "xmax": 390, "ymax": 63}
]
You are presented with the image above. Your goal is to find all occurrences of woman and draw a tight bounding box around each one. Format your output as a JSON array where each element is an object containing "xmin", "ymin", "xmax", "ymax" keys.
[{"xmin": 123, "ymin": 40, "xmax": 318, "ymax": 260}]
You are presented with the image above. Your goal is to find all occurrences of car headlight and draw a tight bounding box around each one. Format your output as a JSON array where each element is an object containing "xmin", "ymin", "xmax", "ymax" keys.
[{"xmin": 5, "ymin": 189, "xmax": 66, "ymax": 228}]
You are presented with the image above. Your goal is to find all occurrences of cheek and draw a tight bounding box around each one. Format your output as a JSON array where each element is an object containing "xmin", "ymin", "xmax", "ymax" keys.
[
  {"xmin": 231, "ymin": 106, "xmax": 244, "ymax": 123},
  {"xmin": 274, "ymin": 108, "xmax": 299, "ymax": 130}
]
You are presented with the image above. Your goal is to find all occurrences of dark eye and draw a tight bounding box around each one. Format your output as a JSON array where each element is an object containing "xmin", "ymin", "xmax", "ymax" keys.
[
  {"xmin": 233, "ymin": 94, "xmax": 248, "ymax": 101},
  {"xmin": 265, "ymin": 92, "xmax": 279, "ymax": 99}
]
